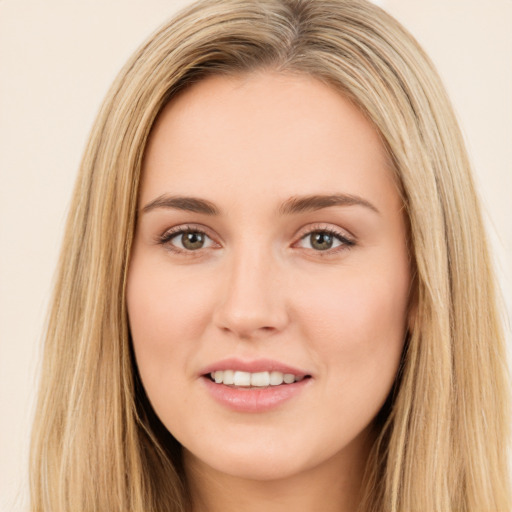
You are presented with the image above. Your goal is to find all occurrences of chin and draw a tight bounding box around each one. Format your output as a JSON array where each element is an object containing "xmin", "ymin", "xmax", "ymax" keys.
[
  {"xmin": 186, "ymin": 445, "xmax": 310, "ymax": 482},
  {"xmin": 181, "ymin": 424, "xmax": 349, "ymax": 484}
]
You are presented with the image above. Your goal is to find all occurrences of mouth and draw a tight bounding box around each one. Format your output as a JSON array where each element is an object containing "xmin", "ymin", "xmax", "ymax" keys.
[
  {"xmin": 205, "ymin": 370, "xmax": 312, "ymax": 388},
  {"xmin": 199, "ymin": 358, "xmax": 313, "ymax": 411}
]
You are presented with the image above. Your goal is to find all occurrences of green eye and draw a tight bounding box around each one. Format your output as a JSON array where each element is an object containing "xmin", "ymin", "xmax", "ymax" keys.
[
  {"xmin": 309, "ymin": 232, "xmax": 335, "ymax": 251},
  {"xmin": 297, "ymin": 229, "xmax": 354, "ymax": 252},
  {"xmin": 162, "ymin": 229, "xmax": 215, "ymax": 251},
  {"xmin": 181, "ymin": 232, "xmax": 206, "ymax": 250}
]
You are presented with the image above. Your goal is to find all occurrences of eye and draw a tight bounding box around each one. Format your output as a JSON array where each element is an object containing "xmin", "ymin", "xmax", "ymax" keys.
[
  {"xmin": 296, "ymin": 229, "xmax": 355, "ymax": 252},
  {"xmin": 159, "ymin": 227, "xmax": 217, "ymax": 252}
]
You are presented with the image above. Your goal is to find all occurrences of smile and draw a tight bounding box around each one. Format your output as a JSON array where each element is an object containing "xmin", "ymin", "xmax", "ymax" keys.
[
  {"xmin": 209, "ymin": 370, "xmax": 307, "ymax": 387},
  {"xmin": 201, "ymin": 361, "xmax": 312, "ymax": 412}
]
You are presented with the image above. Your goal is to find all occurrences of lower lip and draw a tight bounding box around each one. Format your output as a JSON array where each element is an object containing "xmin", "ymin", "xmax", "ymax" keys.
[{"xmin": 201, "ymin": 376, "xmax": 311, "ymax": 413}]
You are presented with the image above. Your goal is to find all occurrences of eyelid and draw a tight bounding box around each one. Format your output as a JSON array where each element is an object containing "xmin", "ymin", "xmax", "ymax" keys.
[
  {"xmin": 155, "ymin": 222, "xmax": 356, "ymax": 255},
  {"xmin": 292, "ymin": 223, "xmax": 356, "ymax": 252},
  {"xmin": 157, "ymin": 223, "xmax": 221, "ymax": 253},
  {"xmin": 294, "ymin": 222, "xmax": 356, "ymax": 242}
]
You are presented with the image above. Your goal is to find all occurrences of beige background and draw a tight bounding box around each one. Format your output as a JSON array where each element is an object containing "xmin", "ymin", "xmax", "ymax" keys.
[{"xmin": 1, "ymin": 0, "xmax": 511, "ymax": 509}]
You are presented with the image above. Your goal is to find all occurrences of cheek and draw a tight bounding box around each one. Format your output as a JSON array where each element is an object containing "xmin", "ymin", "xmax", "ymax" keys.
[
  {"xmin": 126, "ymin": 257, "xmax": 214, "ymax": 387},
  {"xmin": 297, "ymin": 264, "xmax": 409, "ymax": 404},
  {"xmin": 301, "ymin": 268, "xmax": 408, "ymax": 340}
]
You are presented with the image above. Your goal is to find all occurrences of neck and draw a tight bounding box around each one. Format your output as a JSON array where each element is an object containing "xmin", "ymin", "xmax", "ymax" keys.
[{"xmin": 183, "ymin": 429, "xmax": 373, "ymax": 512}]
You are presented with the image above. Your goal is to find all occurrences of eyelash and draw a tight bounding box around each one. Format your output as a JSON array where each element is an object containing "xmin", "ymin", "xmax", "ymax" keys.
[
  {"xmin": 157, "ymin": 224, "xmax": 216, "ymax": 254},
  {"xmin": 157, "ymin": 224, "xmax": 356, "ymax": 255},
  {"xmin": 295, "ymin": 225, "xmax": 356, "ymax": 254}
]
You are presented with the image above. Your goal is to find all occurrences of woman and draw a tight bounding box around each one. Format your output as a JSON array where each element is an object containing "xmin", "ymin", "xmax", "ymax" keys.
[{"xmin": 29, "ymin": 0, "xmax": 510, "ymax": 511}]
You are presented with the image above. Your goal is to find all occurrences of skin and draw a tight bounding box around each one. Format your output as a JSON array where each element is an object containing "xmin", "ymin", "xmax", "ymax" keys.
[{"xmin": 127, "ymin": 70, "xmax": 411, "ymax": 512}]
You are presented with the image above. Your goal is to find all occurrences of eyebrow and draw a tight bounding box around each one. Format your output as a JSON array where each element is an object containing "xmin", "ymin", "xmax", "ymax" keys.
[
  {"xmin": 142, "ymin": 195, "xmax": 219, "ymax": 215},
  {"xmin": 278, "ymin": 194, "xmax": 380, "ymax": 215},
  {"xmin": 141, "ymin": 192, "xmax": 379, "ymax": 216}
]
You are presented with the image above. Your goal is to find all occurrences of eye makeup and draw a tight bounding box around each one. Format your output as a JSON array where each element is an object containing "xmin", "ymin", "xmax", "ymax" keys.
[{"xmin": 155, "ymin": 221, "xmax": 356, "ymax": 258}]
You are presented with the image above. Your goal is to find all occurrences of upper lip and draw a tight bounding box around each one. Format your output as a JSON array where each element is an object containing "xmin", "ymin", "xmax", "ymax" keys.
[{"xmin": 199, "ymin": 358, "xmax": 311, "ymax": 377}]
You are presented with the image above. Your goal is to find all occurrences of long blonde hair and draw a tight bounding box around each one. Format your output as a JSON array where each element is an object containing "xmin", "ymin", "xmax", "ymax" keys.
[{"xmin": 30, "ymin": 0, "xmax": 510, "ymax": 510}]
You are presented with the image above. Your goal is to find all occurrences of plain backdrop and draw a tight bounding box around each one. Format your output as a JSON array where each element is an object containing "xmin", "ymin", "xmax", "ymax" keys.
[{"xmin": 1, "ymin": 0, "xmax": 511, "ymax": 510}]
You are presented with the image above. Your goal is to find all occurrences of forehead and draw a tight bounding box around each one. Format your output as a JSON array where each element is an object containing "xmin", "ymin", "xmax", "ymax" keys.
[{"xmin": 140, "ymin": 71, "xmax": 399, "ymax": 213}]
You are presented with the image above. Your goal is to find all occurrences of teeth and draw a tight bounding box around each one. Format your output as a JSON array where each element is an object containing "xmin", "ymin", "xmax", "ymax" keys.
[
  {"xmin": 233, "ymin": 371, "xmax": 251, "ymax": 386},
  {"xmin": 209, "ymin": 370, "xmax": 305, "ymax": 387},
  {"xmin": 223, "ymin": 369, "xmax": 234, "ymax": 385},
  {"xmin": 269, "ymin": 371, "xmax": 284, "ymax": 385},
  {"xmin": 251, "ymin": 371, "xmax": 270, "ymax": 387}
]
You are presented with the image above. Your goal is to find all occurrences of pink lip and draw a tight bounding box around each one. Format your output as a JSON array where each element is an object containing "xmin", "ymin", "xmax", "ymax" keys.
[
  {"xmin": 199, "ymin": 357, "xmax": 310, "ymax": 377},
  {"xmin": 201, "ymin": 376, "xmax": 311, "ymax": 413},
  {"xmin": 199, "ymin": 358, "xmax": 313, "ymax": 413}
]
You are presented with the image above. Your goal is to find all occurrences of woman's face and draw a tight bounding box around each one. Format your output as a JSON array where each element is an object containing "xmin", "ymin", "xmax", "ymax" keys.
[{"xmin": 127, "ymin": 71, "xmax": 411, "ymax": 482}]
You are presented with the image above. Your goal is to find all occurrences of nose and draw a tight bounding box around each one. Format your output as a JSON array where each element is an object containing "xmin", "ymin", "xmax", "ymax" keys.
[{"xmin": 212, "ymin": 246, "xmax": 289, "ymax": 339}]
